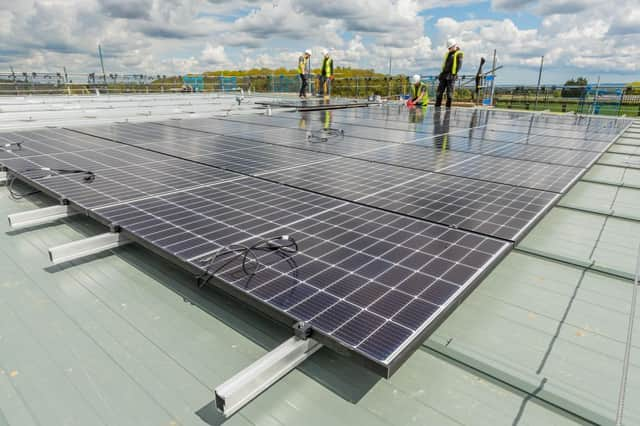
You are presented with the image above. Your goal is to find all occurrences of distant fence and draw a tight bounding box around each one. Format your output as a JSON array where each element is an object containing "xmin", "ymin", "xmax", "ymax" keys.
[
  {"xmin": 492, "ymin": 85, "xmax": 640, "ymax": 117},
  {"xmin": 1, "ymin": 71, "xmax": 638, "ymax": 116}
]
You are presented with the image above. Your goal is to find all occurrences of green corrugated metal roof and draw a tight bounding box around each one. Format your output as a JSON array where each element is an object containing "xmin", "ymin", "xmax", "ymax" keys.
[
  {"xmin": 0, "ymin": 121, "xmax": 638, "ymax": 426},
  {"xmin": 0, "ymin": 195, "xmax": 588, "ymax": 426}
]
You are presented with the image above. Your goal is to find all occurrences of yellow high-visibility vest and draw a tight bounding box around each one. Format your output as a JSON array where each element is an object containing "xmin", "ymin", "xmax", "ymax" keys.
[
  {"xmin": 321, "ymin": 57, "xmax": 333, "ymax": 77},
  {"xmin": 298, "ymin": 56, "xmax": 308, "ymax": 74},
  {"xmin": 442, "ymin": 50, "xmax": 463, "ymax": 75},
  {"xmin": 411, "ymin": 82, "xmax": 427, "ymax": 99}
]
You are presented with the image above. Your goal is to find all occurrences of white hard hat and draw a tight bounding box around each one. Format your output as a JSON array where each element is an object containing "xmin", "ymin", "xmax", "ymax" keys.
[
  {"xmin": 447, "ymin": 38, "xmax": 457, "ymax": 49},
  {"xmin": 411, "ymin": 74, "xmax": 421, "ymax": 84},
  {"xmin": 305, "ymin": 49, "xmax": 312, "ymax": 55},
  {"xmin": 322, "ymin": 49, "xmax": 329, "ymax": 56}
]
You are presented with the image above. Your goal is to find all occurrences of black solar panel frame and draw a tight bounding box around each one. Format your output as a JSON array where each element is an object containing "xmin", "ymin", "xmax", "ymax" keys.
[
  {"xmin": 83, "ymin": 181, "xmax": 511, "ymax": 378},
  {"xmin": 1, "ymin": 109, "xmax": 632, "ymax": 377}
]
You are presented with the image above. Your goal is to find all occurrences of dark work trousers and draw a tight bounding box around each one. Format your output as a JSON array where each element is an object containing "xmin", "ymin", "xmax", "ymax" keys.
[
  {"xmin": 435, "ymin": 75, "xmax": 456, "ymax": 108},
  {"xmin": 318, "ymin": 76, "xmax": 331, "ymax": 96},
  {"xmin": 299, "ymin": 74, "xmax": 308, "ymax": 97}
]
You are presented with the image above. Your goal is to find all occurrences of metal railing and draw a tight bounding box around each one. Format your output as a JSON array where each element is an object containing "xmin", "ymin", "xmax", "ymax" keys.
[
  {"xmin": 492, "ymin": 85, "xmax": 640, "ymax": 117},
  {"xmin": 0, "ymin": 71, "xmax": 477, "ymax": 98},
  {"xmin": 1, "ymin": 71, "xmax": 638, "ymax": 117}
]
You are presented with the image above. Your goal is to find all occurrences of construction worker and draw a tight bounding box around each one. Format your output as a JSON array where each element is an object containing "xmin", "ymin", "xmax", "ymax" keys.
[
  {"xmin": 407, "ymin": 74, "xmax": 428, "ymax": 107},
  {"xmin": 318, "ymin": 49, "xmax": 334, "ymax": 98},
  {"xmin": 436, "ymin": 38, "xmax": 463, "ymax": 108},
  {"xmin": 298, "ymin": 49, "xmax": 311, "ymax": 98}
]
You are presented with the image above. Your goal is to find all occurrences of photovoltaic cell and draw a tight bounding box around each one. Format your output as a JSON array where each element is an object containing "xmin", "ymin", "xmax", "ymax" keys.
[
  {"xmin": 73, "ymin": 124, "xmax": 344, "ymax": 175},
  {"xmin": 2, "ymin": 106, "xmax": 629, "ymax": 377},
  {"xmin": 260, "ymin": 156, "xmax": 425, "ymax": 202},
  {"xmin": 168, "ymin": 113, "xmax": 607, "ymax": 167},
  {"xmin": 0, "ymin": 128, "xmax": 114, "ymax": 159},
  {"xmin": 1, "ymin": 146, "xmax": 239, "ymax": 209},
  {"xmin": 92, "ymin": 177, "xmax": 510, "ymax": 375},
  {"xmin": 260, "ymin": 156, "xmax": 558, "ymax": 241},
  {"xmin": 255, "ymin": 99, "xmax": 375, "ymax": 110},
  {"xmin": 358, "ymin": 174, "xmax": 558, "ymax": 241},
  {"xmin": 440, "ymin": 154, "xmax": 581, "ymax": 193}
]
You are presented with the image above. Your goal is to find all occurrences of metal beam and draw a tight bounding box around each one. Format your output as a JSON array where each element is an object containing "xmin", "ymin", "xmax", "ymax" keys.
[
  {"xmin": 215, "ymin": 336, "xmax": 322, "ymax": 417},
  {"xmin": 8, "ymin": 205, "xmax": 77, "ymax": 229},
  {"xmin": 48, "ymin": 232, "xmax": 130, "ymax": 264}
]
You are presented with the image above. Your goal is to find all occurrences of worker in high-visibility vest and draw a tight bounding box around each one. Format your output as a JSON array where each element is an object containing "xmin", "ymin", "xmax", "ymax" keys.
[
  {"xmin": 407, "ymin": 74, "xmax": 428, "ymax": 107},
  {"xmin": 298, "ymin": 49, "xmax": 311, "ymax": 98},
  {"xmin": 318, "ymin": 49, "xmax": 334, "ymax": 98},
  {"xmin": 435, "ymin": 38, "xmax": 463, "ymax": 108}
]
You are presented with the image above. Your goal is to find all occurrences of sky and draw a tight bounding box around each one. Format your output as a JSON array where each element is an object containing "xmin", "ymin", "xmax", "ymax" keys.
[{"xmin": 1, "ymin": 0, "xmax": 638, "ymax": 84}]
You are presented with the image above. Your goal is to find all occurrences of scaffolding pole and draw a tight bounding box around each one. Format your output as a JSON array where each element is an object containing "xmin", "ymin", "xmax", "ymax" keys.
[{"xmin": 534, "ymin": 55, "xmax": 544, "ymax": 110}]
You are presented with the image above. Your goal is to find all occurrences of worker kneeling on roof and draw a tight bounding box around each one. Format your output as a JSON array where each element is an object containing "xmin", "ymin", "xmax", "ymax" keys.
[
  {"xmin": 406, "ymin": 74, "xmax": 428, "ymax": 108},
  {"xmin": 436, "ymin": 38, "xmax": 463, "ymax": 108}
]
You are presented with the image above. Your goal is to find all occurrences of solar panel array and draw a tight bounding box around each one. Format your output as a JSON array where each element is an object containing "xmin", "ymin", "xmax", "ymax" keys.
[
  {"xmin": 0, "ymin": 105, "xmax": 630, "ymax": 377},
  {"xmin": 93, "ymin": 179, "xmax": 510, "ymax": 366},
  {"xmin": 254, "ymin": 98, "xmax": 377, "ymax": 110}
]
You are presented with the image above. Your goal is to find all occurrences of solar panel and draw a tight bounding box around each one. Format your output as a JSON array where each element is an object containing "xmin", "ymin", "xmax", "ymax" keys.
[
  {"xmin": 260, "ymin": 157, "xmax": 558, "ymax": 241},
  {"xmin": 488, "ymin": 143, "xmax": 599, "ymax": 167},
  {"xmin": 71, "ymin": 122, "xmax": 208, "ymax": 145},
  {"xmin": 91, "ymin": 177, "xmax": 510, "ymax": 376},
  {"xmin": 1, "ymin": 145, "xmax": 239, "ymax": 209},
  {"xmin": 345, "ymin": 144, "xmax": 580, "ymax": 192},
  {"xmin": 158, "ymin": 112, "xmax": 611, "ymax": 165},
  {"xmin": 254, "ymin": 98, "xmax": 376, "ymax": 110},
  {"xmin": 439, "ymin": 154, "xmax": 583, "ymax": 193},
  {"xmin": 2, "ymin": 106, "xmax": 630, "ymax": 378},
  {"xmin": 9, "ymin": 126, "xmax": 562, "ymax": 242},
  {"xmin": 224, "ymin": 123, "xmax": 599, "ymax": 169},
  {"xmin": 358, "ymin": 174, "xmax": 558, "ymax": 241},
  {"xmin": 60, "ymin": 111, "xmax": 618, "ymax": 236},
  {"xmin": 225, "ymin": 106, "xmax": 621, "ymax": 139},
  {"xmin": 232, "ymin": 106, "xmax": 496, "ymax": 134},
  {"xmin": 72, "ymin": 120, "xmax": 279, "ymax": 146},
  {"xmin": 0, "ymin": 128, "xmax": 113, "ymax": 159},
  {"xmin": 261, "ymin": 156, "xmax": 425, "ymax": 201},
  {"xmin": 158, "ymin": 142, "xmax": 339, "ymax": 175}
]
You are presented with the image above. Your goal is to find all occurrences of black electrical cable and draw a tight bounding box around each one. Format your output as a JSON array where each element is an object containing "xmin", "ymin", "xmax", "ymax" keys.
[
  {"xmin": 7, "ymin": 168, "xmax": 95, "ymax": 200},
  {"xmin": 306, "ymin": 128, "xmax": 344, "ymax": 143},
  {"xmin": 1, "ymin": 142, "xmax": 23, "ymax": 152},
  {"xmin": 197, "ymin": 235, "xmax": 298, "ymax": 288},
  {"xmin": 7, "ymin": 174, "xmax": 40, "ymax": 200},
  {"xmin": 323, "ymin": 127, "xmax": 345, "ymax": 138}
]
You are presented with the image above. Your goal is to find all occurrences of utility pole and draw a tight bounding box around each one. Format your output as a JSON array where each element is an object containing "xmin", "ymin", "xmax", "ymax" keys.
[
  {"xmin": 387, "ymin": 55, "xmax": 392, "ymax": 98},
  {"xmin": 98, "ymin": 44, "xmax": 107, "ymax": 86},
  {"xmin": 534, "ymin": 55, "xmax": 544, "ymax": 110},
  {"xmin": 593, "ymin": 75, "xmax": 601, "ymax": 115},
  {"xmin": 489, "ymin": 49, "xmax": 497, "ymax": 106},
  {"xmin": 10, "ymin": 65, "xmax": 17, "ymax": 95},
  {"xmin": 63, "ymin": 66, "xmax": 71, "ymax": 95}
]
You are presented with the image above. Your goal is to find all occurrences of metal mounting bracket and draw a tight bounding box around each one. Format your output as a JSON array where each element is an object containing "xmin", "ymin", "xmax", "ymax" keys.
[
  {"xmin": 48, "ymin": 232, "xmax": 131, "ymax": 264},
  {"xmin": 8, "ymin": 205, "xmax": 77, "ymax": 229},
  {"xmin": 214, "ymin": 325, "xmax": 322, "ymax": 417}
]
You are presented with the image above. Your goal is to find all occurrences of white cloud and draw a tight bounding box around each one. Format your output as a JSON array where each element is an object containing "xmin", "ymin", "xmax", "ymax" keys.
[
  {"xmin": 0, "ymin": 0, "xmax": 638, "ymax": 83},
  {"xmin": 99, "ymin": 0, "xmax": 153, "ymax": 19},
  {"xmin": 162, "ymin": 56, "xmax": 200, "ymax": 74},
  {"xmin": 608, "ymin": 9, "xmax": 640, "ymax": 35},
  {"xmin": 201, "ymin": 43, "xmax": 229, "ymax": 65}
]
